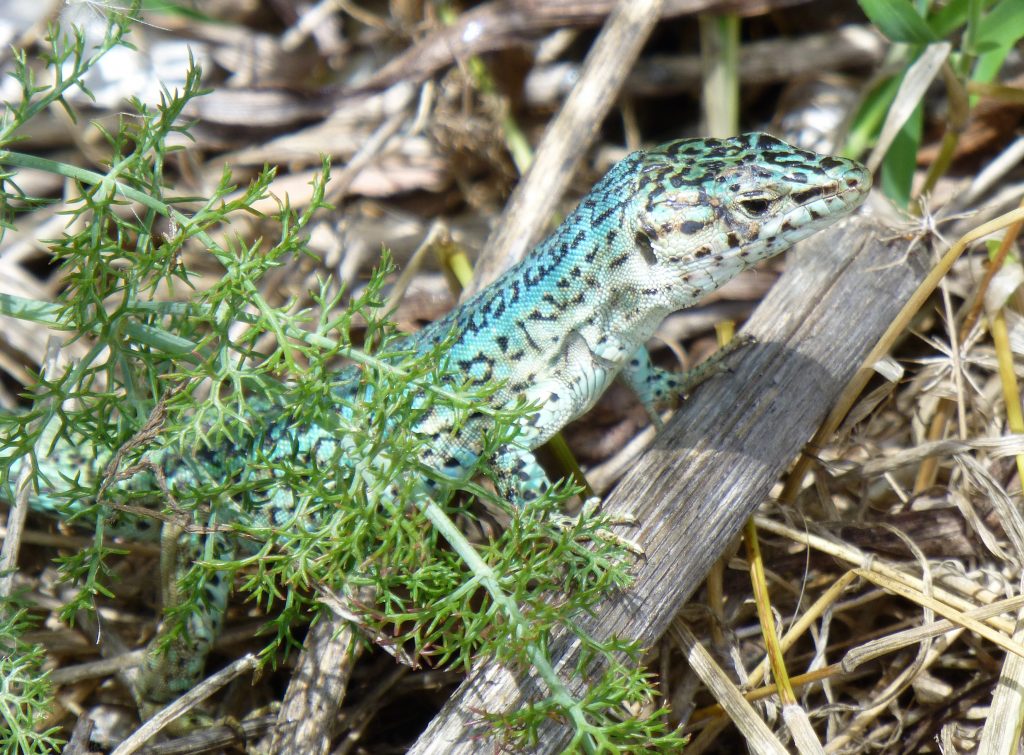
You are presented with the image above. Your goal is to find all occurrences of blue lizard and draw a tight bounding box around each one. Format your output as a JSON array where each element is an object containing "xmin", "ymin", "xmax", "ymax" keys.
[{"xmin": 2, "ymin": 133, "xmax": 869, "ymax": 721}]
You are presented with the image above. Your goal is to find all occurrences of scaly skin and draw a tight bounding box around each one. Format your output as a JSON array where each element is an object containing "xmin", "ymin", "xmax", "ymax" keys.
[{"xmin": 3, "ymin": 133, "xmax": 870, "ymax": 717}]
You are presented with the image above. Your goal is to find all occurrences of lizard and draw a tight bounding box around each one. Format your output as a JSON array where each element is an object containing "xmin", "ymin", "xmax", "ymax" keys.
[{"xmin": 2, "ymin": 132, "xmax": 870, "ymax": 723}]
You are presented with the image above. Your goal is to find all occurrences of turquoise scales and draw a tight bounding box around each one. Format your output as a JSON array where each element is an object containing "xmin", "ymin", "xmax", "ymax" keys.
[{"xmin": 3, "ymin": 133, "xmax": 870, "ymax": 716}]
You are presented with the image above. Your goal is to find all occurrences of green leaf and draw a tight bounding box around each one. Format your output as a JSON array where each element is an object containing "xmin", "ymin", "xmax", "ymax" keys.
[
  {"xmin": 967, "ymin": 0, "xmax": 1024, "ymax": 88},
  {"xmin": 880, "ymin": 102, "xmax": 923, "ymax": 207},
  {"xmin": 859, "ymin": 0, "xmax": 937, "ymax": 43},
  {"xmin": 841, "ymin": 74, "xmax": 902, "ymax": 160},
  {"xmin": 973, "ymin": 0, "xmax": 1024, "ymax": 54},
  {"xmin": 928, "ymin": 0, "xmax": 971, "ymax": 38}
]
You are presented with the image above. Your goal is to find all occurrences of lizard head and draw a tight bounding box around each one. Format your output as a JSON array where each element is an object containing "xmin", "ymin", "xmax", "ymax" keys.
[{"xmin": 629, "ymin": 133, "xmax": 870, "ymax": 309}]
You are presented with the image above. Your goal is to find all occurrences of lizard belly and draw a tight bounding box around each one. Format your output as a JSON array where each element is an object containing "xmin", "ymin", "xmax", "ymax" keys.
[{"xmin": 518, "ymin": 329, "xmax": 621, "ymax": 449}]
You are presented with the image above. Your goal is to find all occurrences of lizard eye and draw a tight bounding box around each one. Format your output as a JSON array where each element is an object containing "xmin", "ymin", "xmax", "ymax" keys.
[
  {"xmin": 737, "ymin": 192, "xmax": 777, "ymax": 218},
  {"xmin": 635, "ymin": 231, "xmax": 657, "ymax": 265}
]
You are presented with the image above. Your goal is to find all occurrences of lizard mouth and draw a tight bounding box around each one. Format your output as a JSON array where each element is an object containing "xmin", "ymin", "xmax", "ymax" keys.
[{"xmin": 789, "ymin": 167, "xmax": 872, "ymax": 226}]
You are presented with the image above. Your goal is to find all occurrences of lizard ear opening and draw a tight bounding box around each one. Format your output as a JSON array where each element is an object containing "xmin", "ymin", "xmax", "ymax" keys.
[{"xmin": 635, "ymin": 231, "xmax": 657, "ymax": 265}]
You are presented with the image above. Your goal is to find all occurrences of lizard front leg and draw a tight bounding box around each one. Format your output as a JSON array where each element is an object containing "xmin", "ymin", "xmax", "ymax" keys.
[
  {"xmin": 493, "ymin": 444, "xmax": 550, "ymax": 505},
  {"xmin": 621, "ymin": 337, "xmax": 752, "ymax": 426}
]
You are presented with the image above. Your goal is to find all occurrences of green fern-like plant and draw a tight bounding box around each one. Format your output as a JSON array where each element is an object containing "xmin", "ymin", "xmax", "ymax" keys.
[{"xmin": 0, "ymin": 5, "xmax": 686, "ymax": 751}]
